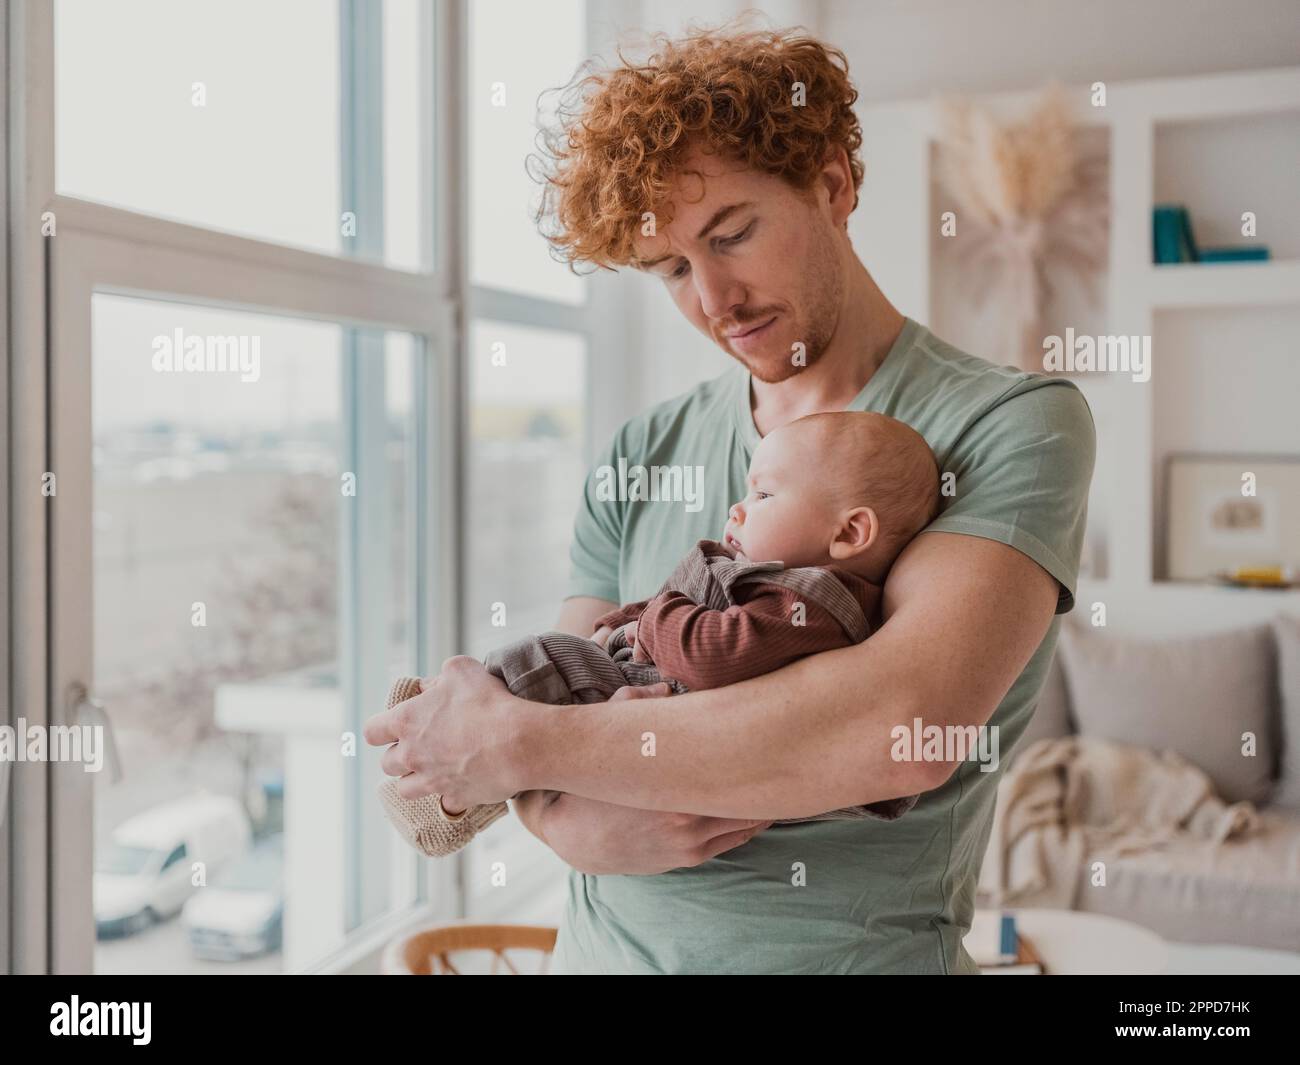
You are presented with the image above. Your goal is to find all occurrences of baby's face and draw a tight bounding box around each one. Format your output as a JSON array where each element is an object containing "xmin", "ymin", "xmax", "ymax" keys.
[{"xmin": 724, "ymin": 427, "xmax": 840, "ymax": 567}]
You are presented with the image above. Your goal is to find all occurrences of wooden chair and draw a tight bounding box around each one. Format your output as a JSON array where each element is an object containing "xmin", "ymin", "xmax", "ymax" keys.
[{"xmin": 383, "ymin": 921, "xmax": 559, "ymax": 975}]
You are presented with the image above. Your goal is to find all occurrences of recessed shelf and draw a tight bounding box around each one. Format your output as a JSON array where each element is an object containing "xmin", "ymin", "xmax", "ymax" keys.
[
  {"xmin": 1149, "ymin": 305, "xmax": 1300, "ymax": 583},
  {"xmin": 1154, "ymin": 578, "xmax": 1300, "ymax": 592},
  {"xmin": 1153, "ymin": 109, "xmax": 1300, "ymax": 262},
  {"xmin": 858, "ymin": 67, "xmax": 1300, "ymax": 638},
  {"xmin": 1145, "ymin": 259, "xmax": 1300, "ymax": 308},
  {"xmin": 1149, "ymin": 581, "xmax": 1300, "ymax": 611}
]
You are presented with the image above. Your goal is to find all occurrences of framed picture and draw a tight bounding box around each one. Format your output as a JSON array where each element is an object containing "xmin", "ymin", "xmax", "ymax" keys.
[{"xmin": 1165, "ymin": 453, "xmax": 1300, "ymax": 581}]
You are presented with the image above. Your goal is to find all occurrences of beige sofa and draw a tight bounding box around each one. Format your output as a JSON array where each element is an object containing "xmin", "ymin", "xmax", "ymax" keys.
[{"xmin": 1000, "ymin": 614, "xmax": 1300, "ymax": 952}]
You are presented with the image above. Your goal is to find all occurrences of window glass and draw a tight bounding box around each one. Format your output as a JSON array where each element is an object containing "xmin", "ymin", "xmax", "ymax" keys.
[
  {"xmin": 463, "ymin": 318, "xmax": 586, "ymax": 913},
  {"xmin": 91, "ymin": 293, "xmax": 419, "ymax": 973},
  {"xmin": 469, "ymin": 0, "xmax": 586, "ymax": 303},
  {"xmin": 56, "ymin": 0, "xmax": 431, "ymax": 271},
  {"xmin": 465, "ymin": 319, "xmax": 587, "ymax": 656}
]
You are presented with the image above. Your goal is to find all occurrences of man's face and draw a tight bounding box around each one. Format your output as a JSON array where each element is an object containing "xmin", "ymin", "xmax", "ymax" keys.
[{"xmin": 631, "ymin": 146, "xmax": 846, "ymax": 383}]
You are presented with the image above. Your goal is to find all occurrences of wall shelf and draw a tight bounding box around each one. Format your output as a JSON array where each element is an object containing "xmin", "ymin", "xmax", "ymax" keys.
[
  {"xmin": 852, "ymin": 65, "xmax": 1300, "ymax": 636},
  {"xmin": 1146, "ymin": 259, "xmax": 1300, "ymax": 308}
]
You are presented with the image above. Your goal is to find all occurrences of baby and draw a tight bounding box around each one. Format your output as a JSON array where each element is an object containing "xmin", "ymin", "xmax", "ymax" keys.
[
  {"xmin": 380, "ymin": 410, "xmax": 941, "ymax": 857},
  {"xmin": 592, "ymin": 410, "xmax": 941, "ymax": 688}
]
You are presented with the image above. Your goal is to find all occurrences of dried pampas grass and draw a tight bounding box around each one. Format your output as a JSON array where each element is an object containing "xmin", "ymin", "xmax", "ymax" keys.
[{"xmin": 936, "ymin": 84, "xmax": 1109, "ymax": 371}]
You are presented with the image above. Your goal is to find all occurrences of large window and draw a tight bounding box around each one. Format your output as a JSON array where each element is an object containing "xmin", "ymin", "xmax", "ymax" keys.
[
  {"xmin": 9, "ymin": 0, "xmax": 614, "ymax": 973},
  {"xmin": 11, "ymin": 0, "xmax": 457, "ymax": 974}
]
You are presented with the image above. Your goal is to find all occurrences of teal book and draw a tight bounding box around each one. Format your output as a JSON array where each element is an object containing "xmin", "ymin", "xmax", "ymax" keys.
[
  {"xmin": 1199, "ymin": 246, "xmax": 1271, "ymax": 262},
  {"xmin": 1153, "ymin": 204, "xmax": 1199, "ymax": 264}
]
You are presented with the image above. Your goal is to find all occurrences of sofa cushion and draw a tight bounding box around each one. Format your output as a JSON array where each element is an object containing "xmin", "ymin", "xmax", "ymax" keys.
[
  {"xmin": 1073, "ymin": 808, "xmax": 1300, "ymax": 951},
  {"xmin": 1058, "ymin": 621, "xmax": 1277, "ymax": 805},
  {"xmin": 1274, "ymin": 615, "xmax": 1300, "ymax": 810},
  {"xmin": 1017, "ymin": 650, "xmax": 1073, "ymax": 755}
]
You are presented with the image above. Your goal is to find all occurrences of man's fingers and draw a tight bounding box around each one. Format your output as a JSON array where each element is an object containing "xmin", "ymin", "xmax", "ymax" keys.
[
  {"xmin": 380, "ymin": 742, "xmax": 409, "ymax": 777},
  {"xmin": 364, "ymin": 677, "xmax": 432, "ymax": 746},
  {"xmin": 395, "ymin": 773, "xmax": 436, "ymax": 800},
  {"xmin": 439, "ymin": 655, "xmax": 480, "ymax": 675},
  {"xmin": 694, "ymin": 816, "xmax": 773, "ymax": 840},
  {"xmin": 696, "ymin": 822, "xmax": 771, "ymax": 861},
  {"xmin": 608, "ymin": 681, "xmax": 671, "ymax": 703},
  {"xmin": 363, "ymin": 708, "xmax": 402, "ymax": 747}
]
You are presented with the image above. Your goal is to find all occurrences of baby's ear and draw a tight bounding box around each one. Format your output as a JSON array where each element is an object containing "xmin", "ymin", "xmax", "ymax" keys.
[{"xmin": 829, "ymin": 506, "xmax": 879, "ymax": 560}]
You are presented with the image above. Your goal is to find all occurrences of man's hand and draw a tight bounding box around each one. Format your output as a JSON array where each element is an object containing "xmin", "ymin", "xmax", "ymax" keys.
[
  {"xmin": 518, "ymin": 791, "xmax": 773, "ymax": 875},
  {"xmin": 363, "ymin": 656, "xmax": 521, "ymax": 810},
  {"xmin": 512, "ymin": 681, "xmax": 773, "ymax": 874}
]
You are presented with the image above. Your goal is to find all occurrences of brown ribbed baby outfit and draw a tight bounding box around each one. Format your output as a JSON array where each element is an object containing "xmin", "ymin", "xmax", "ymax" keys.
[{"xmin": 378, "ymin": 540, "xmax": 918, "ymax": 857}]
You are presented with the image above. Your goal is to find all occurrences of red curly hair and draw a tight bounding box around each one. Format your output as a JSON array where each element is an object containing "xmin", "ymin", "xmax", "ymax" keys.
[{"xmin": 531, "ymin": 23, "xmax": 864, "ymax": 271}]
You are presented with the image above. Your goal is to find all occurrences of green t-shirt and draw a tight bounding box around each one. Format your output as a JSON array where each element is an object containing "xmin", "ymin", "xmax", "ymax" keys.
[{"xmin": 553, "ymin": 316, "xmax": 1096, "ymax": 974}]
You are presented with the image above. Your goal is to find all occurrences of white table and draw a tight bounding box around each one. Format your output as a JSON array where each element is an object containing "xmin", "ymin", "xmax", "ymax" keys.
[
  {"xmin": 973, "ymin": 908, "xmax": 1168, "ymax": 974},
  {"xmin": 974, "ymin": 908, "xmax": 1300, "ymax": 974},
  {"xmin": 1165, "ymin": 942, "xmax": 1300, "ymax": 975}
]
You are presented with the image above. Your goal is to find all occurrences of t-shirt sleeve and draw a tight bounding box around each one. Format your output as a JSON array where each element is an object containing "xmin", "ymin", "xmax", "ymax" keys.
[
  {"xmin": 564, "ymin": 424, "xmax": 629, "ymax": 605},
  {"xmin": 923, "ymin": 380, "xmax": 1096, "ymax": 614}
]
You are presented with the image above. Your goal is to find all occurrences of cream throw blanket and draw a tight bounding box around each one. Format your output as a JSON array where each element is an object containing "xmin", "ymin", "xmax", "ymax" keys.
[{"xmin": 979, "ymin": 736, "xmax": 1261, "ymax": 909}]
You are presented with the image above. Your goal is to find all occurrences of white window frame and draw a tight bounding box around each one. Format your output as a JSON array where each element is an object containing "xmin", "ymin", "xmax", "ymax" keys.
[
  {"xmin": 4, "ymin": 0, "xmax": 470, "ymax": 973},
  {"xmin": 0, "ymin": 0, "xmax": 12, "ymax": 978},
  {"xmin": 458, "ymin": 0, "xmax": 640, "ymax": 923}
]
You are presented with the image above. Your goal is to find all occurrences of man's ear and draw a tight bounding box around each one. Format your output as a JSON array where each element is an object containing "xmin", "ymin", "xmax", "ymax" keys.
[
  {"xmin": 819, "ymin": 146, "xmax": 856, "ymax": 227},
  {"xmin": 829, "ymin": 506, "xmax": 878, "ymax": 561}
]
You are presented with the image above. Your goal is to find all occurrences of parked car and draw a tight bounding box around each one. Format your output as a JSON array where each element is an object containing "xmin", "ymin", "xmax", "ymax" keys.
[
  {"xmin": 94, "ymin": 793, "xmax": 252, "ymax": 938},
  {"xmin": 182, "ymin": 834, "xmax": 284, "ymax": 961}
]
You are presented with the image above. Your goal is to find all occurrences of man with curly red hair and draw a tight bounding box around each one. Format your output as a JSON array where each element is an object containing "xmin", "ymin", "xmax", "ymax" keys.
[{"xmin": 367, "ymin": 25, "xmax": 1095, "ymax": 974}]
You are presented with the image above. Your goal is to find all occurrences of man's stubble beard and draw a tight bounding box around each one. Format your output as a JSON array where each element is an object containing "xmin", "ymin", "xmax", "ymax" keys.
[{"xmin": 730, "ymin": 233, "xmax": 845, "ymax": 385}]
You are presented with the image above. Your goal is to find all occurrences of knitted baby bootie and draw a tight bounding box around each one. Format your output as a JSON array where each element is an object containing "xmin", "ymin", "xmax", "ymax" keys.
[{"xmin": 377, "ymin": 676, "xmax": 509, "ymax": 857}]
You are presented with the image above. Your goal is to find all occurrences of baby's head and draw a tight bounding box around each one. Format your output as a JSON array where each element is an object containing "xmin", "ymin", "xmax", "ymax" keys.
[{"xmin": 724, "ymin": 412, "xmax": 940, "ymax": 580}]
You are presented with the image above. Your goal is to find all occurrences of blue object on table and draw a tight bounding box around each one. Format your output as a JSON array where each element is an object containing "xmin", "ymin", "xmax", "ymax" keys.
[{"xmin": 1000, "ymin": 912, "xmax": 1018, "ymax": 957}]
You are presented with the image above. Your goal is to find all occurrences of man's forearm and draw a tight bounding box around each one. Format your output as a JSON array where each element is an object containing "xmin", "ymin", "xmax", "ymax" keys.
[
  {"xmin": 508, "ymin": 635, "xmax": 929, "ymax": 820},
  {"xmin": 510, "ymin": 790, "xmax": 558, "ymax": 846},
  {"xmin": 505, "ymin": 533, "xmax": 1059, "ymax": 820}
]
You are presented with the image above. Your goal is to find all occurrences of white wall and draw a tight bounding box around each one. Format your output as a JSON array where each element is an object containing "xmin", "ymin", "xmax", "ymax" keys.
[
  {"xmin": 822, "ymin": 0, "xmax": 1300, "ymax": 104},
  {"xmin": 593, "ymin": 0, "xmax": 1300, "ymax": 424}
]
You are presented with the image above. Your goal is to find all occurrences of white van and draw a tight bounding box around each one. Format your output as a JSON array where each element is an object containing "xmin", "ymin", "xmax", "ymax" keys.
[{"xmin": 94, "ymin": 793, "xmax": 252, "ymax": 937}]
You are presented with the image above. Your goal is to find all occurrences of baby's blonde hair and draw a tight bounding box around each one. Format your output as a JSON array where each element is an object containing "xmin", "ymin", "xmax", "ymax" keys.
[{"xmin": 786, "ymin": 411, "xmax": 940, "ymax": 564}]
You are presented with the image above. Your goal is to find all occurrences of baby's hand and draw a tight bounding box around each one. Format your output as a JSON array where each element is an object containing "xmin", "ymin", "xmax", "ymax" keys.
[{"xmin": 624, "ymin": 620, "xmax": 653, "ymax": 663}]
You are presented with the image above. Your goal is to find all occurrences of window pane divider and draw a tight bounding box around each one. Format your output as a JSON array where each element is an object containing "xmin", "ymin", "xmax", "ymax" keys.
[
  {"xmin": 52, "ymin": 212, "xmax": 449, "ymax": 338},
  {"xmin": 48, "ymin": 196, "xmax": 449, "ymax": 326},
  {"xmin": 470, "ymin": 284, "xmax": 591, "ymax": 334}
]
